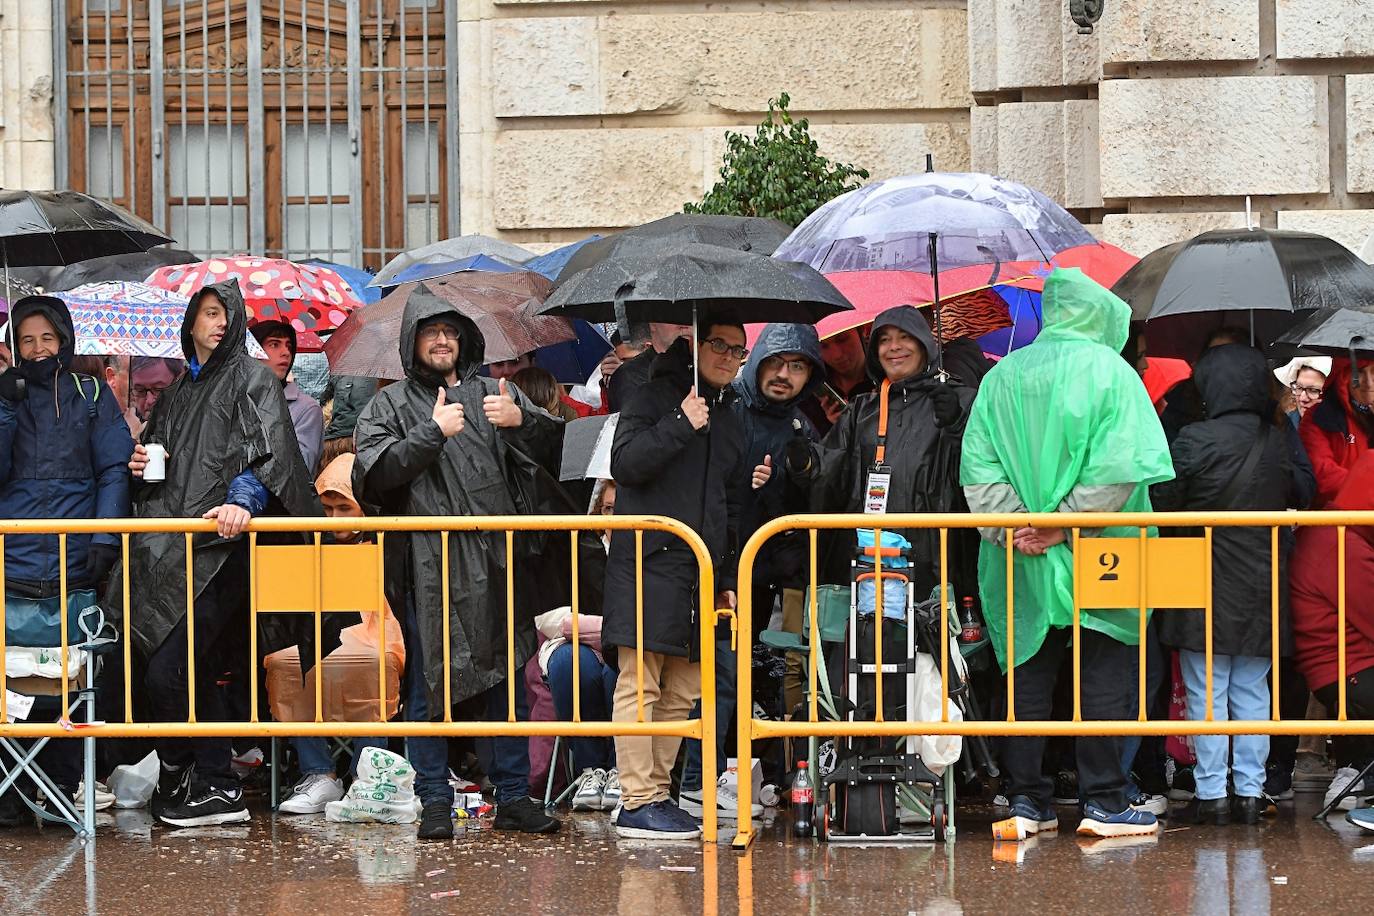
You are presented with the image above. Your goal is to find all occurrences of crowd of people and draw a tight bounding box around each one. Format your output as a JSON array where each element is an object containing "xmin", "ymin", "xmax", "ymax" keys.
[{"xmin": 0, "ymin": 264, "xmax": 1371, "ymax": 845}]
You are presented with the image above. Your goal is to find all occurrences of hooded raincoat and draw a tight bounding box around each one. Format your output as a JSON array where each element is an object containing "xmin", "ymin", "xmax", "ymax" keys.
[
  {"xmin": 1300, "ymin": 360, "xmax": 1374, "ymax": 506},
  {"xmin": 960, "ymin": 268, "xmax": 1174, "ymax": 671},
  {"xmin": 1152, "ymin": 345, "xmax": 1314, "ymax": 657},
  {"xmin": 124, "ymin": 281, "xmax": 320, "ymax": 659},
  {"xmin": 796, "ymin": 306, "xmax": 976, "ymax": 596},
  {"xmin": 351, "ymin": 286, "xmax": 564, "ymax": 708},
  {"xmin": 730, "ymin": 323, "xmax": 823, "ymax": 586},
  {"xmin": 0, "ymin": 295, "xmax": 133, "ymax": 591}
]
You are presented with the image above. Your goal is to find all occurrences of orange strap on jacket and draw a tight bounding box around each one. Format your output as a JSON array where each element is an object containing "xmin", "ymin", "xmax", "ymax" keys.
[{"xmin": 874, "ymin": 379, "xmax": 892, "ymax": 467}]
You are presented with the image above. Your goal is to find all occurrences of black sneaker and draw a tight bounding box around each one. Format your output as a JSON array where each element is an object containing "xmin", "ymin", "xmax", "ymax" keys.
[
  {"xmin": 150, "ymin": 764, "xmax": 195, "ymax": 820},
  {"xmin": 157, "ymin": 781, "xmax": 250, "ymax": 828},
  {"xmin": 417, "ymin": 801, "xmax": 454, "ymax": 840},
  {"xmin": 1052, "ymin": 770, "xmax": 1079, "ymax": 806},
  {"xmin": 1168, "ymin": 765, "xmax": 1197, "ymax": 802},
  {"xmin": 493, "ymin": 796, "xmax": 561, "ymax": 834},
  {"xmin": 1264, "ymin": 763, "xmax": 1295, "ymax": 801},
  {"xmin": 0, "ymin": 790, "xmax": 29, "ymax": 828}
]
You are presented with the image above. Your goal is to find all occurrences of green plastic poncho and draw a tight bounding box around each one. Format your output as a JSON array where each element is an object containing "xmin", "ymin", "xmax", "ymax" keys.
[{"xmin": 960, "ymin": 268, "xmax": 1174, "ymax": 671}]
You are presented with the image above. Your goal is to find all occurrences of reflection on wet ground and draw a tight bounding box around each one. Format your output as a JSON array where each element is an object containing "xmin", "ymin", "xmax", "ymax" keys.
[{"xmin": 1, "ymin": 794, "xmax": 1372, "ymax": 914}]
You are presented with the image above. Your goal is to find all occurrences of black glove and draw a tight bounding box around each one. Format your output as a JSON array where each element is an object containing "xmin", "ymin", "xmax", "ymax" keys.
[
  {"xmin": 929, "ymin": 382, "xmax": 963, "ymax": 429},
  {"xmin": 0, "ymin": 369, "xmax": 24, "ymax": 403},
  {"xmin": 784, "ymin": 434, "xmax": 814, "ymax": 476},
  {"xmin": 85, "ymin": 543, "xmax": 119, "ymax": 588}
]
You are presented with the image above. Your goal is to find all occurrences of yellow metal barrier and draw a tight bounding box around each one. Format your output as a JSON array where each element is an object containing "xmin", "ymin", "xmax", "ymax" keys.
[
  {"xmin": 732, "ymin": 511, "xmax": 1374, "ymax": 848},
  {"xmin": 0, "ymin": 514, "xmax": 719, "ymax": 843}
]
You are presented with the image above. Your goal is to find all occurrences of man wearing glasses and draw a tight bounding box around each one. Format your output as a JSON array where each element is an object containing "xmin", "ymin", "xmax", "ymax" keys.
[
  {"xmin": 125, "ymin": 357, "xmax": 182, "ymax": 440},
  {"xmin": 602, "ymin": 316, "xmax": 771, "ymax": 840}
]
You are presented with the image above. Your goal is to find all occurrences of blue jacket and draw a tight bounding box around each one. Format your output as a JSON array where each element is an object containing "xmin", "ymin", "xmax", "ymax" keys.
[{"xmin": 0, "ymin": 296, "xmax": 134, "ymax": 591}]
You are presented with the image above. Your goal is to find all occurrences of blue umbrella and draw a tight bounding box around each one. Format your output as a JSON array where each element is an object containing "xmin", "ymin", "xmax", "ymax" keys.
[
  {"xmin": 301, "ymin": 258, "xmax": 383, "ymax": 305},
  {"xmin": 977, "ymin": 285, "xmax": 1043, "ymax": 357},
  {"xmin": 384, "ymin": 254, "xmax": 522, "ymax": 287},
  {"xmin": 524, "ymin": 236, "xmax": 603, "ymax": 280},
  {"xmin": 534, "ymin": 319, "xmax": 611, "ymax": 384}
]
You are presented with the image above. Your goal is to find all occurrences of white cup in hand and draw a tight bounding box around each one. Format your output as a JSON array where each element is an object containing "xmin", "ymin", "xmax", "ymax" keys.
[{"xmin": 144, "ymin": 444, "xmax": 168, "ymax": 482}]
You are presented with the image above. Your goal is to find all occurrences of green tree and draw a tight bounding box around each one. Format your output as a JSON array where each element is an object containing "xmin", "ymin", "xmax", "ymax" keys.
[{"xmin": 685, "ymin": 93, "xmax": 869, "ymax": 228}]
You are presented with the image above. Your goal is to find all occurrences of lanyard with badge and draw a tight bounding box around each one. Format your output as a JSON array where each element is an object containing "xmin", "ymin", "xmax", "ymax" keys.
[{"xmin": 864, "ymin": 379, "xmax": 893, "ymax": 515}]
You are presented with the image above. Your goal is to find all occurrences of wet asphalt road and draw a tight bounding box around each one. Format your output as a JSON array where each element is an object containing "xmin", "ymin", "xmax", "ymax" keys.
[{"xmin": 1, "ymin": 792, "xmax": 1371, "ymax": 914}]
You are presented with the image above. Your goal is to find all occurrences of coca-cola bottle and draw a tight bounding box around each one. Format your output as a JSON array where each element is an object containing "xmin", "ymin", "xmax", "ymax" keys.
[
  {"xmin": 959, "ymin": 596, "xmax": 983, "ymax": 644},
  {"xmin": 792, "ymin": 761, "xmax": 815, "ymax": 837}
]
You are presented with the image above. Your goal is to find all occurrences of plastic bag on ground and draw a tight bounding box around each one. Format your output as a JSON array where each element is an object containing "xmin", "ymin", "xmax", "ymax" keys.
[
  {"xmin": 107, "ymin": 751, "xmax": 159, "ymax": 809},
  {"xmin": 325, "ymin": 747, "xmax": 422, "ymax": 824}
]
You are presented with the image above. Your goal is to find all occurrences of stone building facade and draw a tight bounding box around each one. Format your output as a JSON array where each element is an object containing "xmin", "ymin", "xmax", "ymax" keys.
[{"xmin": 9, "ymin": 0, "xmax": 1374, "ymax": 259}]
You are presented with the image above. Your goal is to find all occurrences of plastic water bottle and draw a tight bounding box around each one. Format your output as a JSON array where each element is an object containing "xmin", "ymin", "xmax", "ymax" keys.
[{"xmin": 792, "ymin": 761, "xmax": 814, "ymax": 837}]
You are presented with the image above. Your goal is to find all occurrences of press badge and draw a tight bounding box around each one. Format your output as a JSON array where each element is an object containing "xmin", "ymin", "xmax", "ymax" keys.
[{"xmin": 864, "ymin": 465, "xmax": 892, "ymax": 514}]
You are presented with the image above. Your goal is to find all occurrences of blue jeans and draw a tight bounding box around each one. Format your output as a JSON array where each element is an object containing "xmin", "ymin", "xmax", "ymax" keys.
[
  {"xmin": 292, "ymin": 736, "xmax": 387, "ymax": 779},
  {"xmin": 1179, "ymin": 650, "xmax": 1271, "ymax": 800},
  {"xmin": 681, "ymin": 637, "xmax": 736, "ymax": 793},
  {"xmin": 546, "ymin": 643, "xmax": 617, "ymax": 773},
  {"xmin": 400, "ymin": 593, "xmax": 532, "ymax": 807}
]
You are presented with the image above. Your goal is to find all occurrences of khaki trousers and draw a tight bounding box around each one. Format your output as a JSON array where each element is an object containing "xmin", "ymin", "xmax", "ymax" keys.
[{"xmin": 612, "ymin": 646, "xmax": 701, "ymax": 810}]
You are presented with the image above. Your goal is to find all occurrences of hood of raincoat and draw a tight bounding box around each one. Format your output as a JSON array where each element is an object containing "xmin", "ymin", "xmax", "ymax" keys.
[
  {"xmin": 181, "ymin": 280, "xmax": 249, "ymax": 376},
  {"xmin": 10, "ymin": 294, "xmax": 74, "ymax": 381},
  {"xmin": 866, "ymin": 306, "xmax": 939, "ymax": 387},
  {"xmin": 315, "ymin": 453, "xmax": 357, "ymax": 506},
  {"xmin": 736, "ymin": 322, "xmax": 824, "ymax": 413},
  {"xmin": 399, "ymin": 283, "xmax": 485, "ymax": 389},
  {"xmin": 1193, "ymin": 344, "xmax": 1270, "ymax": 419},
  {"xmin": 961, "ymin": 265, "xmax": 1173, "ymax": 670},
  {"xmin": 1038, "ymin": 267, "xmax": 1129, "ymax": 351}
]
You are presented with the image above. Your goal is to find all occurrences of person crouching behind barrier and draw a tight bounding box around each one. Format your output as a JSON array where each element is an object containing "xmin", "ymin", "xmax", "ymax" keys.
[
  {"xmin": 275, "ymin": 454, "xmax": 399, "ymax": 816},
  {"xmin": 602, "ymin": 318, "xmax": 771, "ymax": 841}
]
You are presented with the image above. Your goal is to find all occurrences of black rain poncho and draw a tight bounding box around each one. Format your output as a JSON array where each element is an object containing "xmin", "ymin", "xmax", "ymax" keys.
[
  {"xmin": 124, "ymin": 281, "xmax": 320, "ymax": 659},
  {"xmin": 351, "ymin": 286, "xmax": 564, "ymax": 708}
]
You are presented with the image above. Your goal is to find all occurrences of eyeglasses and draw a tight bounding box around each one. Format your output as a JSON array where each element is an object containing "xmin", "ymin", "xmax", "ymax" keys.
[
  {"xmin": 132, "ymin": 384, "xmax": 169, "ymax": 399},
  {"xmin": 598, "ymin": 504, "xmax": 616, "ymax": 515},
  {"xmin": 761, "ymin": 356, "xmax": 810, "ymax": 375},
  {"xmin": 419, "ymin": 326, "xmax": 461, "ymax": 342},
  {"xmin": 703, "ymin": 338, "xmax": 749, "ymax": 361},
  {"xmin": 1290, "ymin": 383, "xmax": 1324, "ymax": 399}
]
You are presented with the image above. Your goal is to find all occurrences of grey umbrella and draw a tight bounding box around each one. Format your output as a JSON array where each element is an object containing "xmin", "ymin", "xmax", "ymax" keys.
[
  {"xmin": 1272, "ymin": 308, "xmax": 1374, "ymax": 360},
  {"xmin": 554, "ymin": 214, "xmax": 792, "ymax": 282},
  {"xmin": 371, "ymin": 233, "xmax": 534, "ymax": 287}
]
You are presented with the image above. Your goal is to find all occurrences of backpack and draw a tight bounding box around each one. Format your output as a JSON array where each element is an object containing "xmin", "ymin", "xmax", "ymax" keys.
[{"xmin": 71, "ymin": 373, "xmax": 101, "ymax": 421}]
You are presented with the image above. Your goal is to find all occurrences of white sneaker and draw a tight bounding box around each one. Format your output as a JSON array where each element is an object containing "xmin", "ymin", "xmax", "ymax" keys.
[
  {"xmin": 75, "ymin": 781, "xmax": 116, "ymax": 811},
  {"xmin": 278, "ymin": 773, "xmax": 344, "ymax": 815},
  {"xmin": 601, "ymin": 769, "xmax": 622, "ymax": 812},
  {"xmin": 1325, "ymin": 766, "xmax": 1371, "ymax": 811},
  {"xmin": 1128, "ymin": 791, "xmax": 1169, "ymax": 816},
  {"xmin": 679, "ymin": 776, "xmax": 763, "ymax": 821},
  {"xmin": 572, "ymin": 768, "xmax": 607, "ymax": 811}
]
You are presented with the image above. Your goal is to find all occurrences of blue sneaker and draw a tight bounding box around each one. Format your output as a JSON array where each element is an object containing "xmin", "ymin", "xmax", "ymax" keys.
[
  {"xmin": 1347, "ymin": 807, "xmax": 1374, "ymax": 832},
  {"xmin": 1007, "ymin": 795, "xmax": 1058, "ymax": 836},
  {"xmin": 614, "ymin": 800, "xmax": 701, "ymax": 840},
  {"xmin": 1077, "ymin": 802, "xmax": 1159, "ymax": 838}
]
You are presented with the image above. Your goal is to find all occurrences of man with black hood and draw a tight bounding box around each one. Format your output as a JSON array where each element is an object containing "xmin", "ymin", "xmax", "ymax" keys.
[
  {"xmin": 126, "ymin": 281, "xmax": 319, "ymax": 828},
  {"xmin": 351, "ymin": 284, "xmax": 564, "ymax": 840},
  {"xmin": 251, "ymin": 320, "xmax": 324, "ymax": 472},
  {"xmin": 786, "ymin": 305, "xmax": 974, "ymax": 599},
  {"xmin": 0, "ymin": 295, "xmax": 132, "ymax": 825},
  {"xmin": 679, "ymin": 322, "xmax": 823, "ymax": 819}
]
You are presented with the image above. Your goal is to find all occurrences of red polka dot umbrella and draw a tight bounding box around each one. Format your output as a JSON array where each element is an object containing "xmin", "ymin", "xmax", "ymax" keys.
[{"xmin": 145, "ymin": 256, "xmax": 366, "ymax": 352}]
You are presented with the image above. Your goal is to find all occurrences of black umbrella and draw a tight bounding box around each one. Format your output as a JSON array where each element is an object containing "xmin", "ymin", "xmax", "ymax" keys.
[
  {"xmin": 48, "ymin": 248, "xmax": 199, "ymax": 292},
  {"xmin": 1114, "ymin": 228, "xmax": 1374, "ymax": 359},
  {"xmin": 1272, "ymin": 308, "xmax": 1374, "ymax": 360},
  {"xmin": 0, "ymin": 189, "xmax": 172, "ymax": 267},
  {"xmin": 554, "ymin": 214, "xmax": 792, "ymax": 282}
]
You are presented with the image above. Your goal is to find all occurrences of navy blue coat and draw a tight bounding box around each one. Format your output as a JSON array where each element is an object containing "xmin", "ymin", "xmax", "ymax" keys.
[{"xmin": 0, "ymin": 296, "xmax": 133, "ymax": 591}]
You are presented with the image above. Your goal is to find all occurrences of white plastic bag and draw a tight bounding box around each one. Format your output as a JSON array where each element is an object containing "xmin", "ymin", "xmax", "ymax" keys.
[
  {"xmin": 911, "ymin": 645, "xmax": 964, "ymax": 773},
  {"xmin": 107, "ymin": 751, "xmax": 159, "ymax": 809},
  {"xmin": 325, "ymin": 747, "xmax": 421, "ymax": 824}
]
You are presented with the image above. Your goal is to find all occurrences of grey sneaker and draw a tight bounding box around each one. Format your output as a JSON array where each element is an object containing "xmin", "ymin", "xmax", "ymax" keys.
[{"xmin": 572, "ymin": 768, "xmax": 607, "ymax": 811}]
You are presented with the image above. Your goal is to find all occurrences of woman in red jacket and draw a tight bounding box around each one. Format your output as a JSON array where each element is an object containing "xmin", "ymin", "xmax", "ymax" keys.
[
  {"xmin": 1291, "ymin": 453, "xmax": 1374, "ymax": 811},
  {"xmin": 1299, "ymin": 360, "xmax": 1374, "ymax": 506}
]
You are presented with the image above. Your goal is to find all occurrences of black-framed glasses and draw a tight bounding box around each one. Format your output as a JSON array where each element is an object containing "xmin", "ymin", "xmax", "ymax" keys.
[
  {"xmin": 419, "ymin": 325, "xmax": 461, "ymax": 342},
  {"xmin": 761, "ymin": 355, "xmax": 810, "ymax": 375},
  {"xmin": 704, "ymin": 338, "xmax": 748, "ymax": 361},
  {"xmin": 1290, "ymin": 383, "xmax": 1323, "ymax": 399}
]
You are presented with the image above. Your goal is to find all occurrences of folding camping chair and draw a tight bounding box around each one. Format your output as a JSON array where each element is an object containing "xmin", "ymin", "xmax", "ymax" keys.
[{"xmin": 0, "ymin": 604, "xmax": 112, "ymax": 839}]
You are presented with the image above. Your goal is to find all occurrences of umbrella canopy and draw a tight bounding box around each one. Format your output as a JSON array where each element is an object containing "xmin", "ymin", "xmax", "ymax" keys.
[
  {"xmin": 0, "ymin": 275, "xmax": 39, "ymax": 309},
  {"xmin": 555, "ymin": 215, "xmax": 791, "ymax": 281},
  {"xmin": 324, "ymin": 271, "xmax": 572, "ymax": 380},
  {"xmin": 147, "ymin": 256, "xmax": 367, "ymax": 337},
  {"xmin": 524, "ymin": 236, "xmax": 603, "ymax": 280},
  {"xmin": 48, "ymin": 248, "xmax": 199, "ymax": 292},
  {"xmin": 0, "ymin": 189, "xmax": 173, "ymax": 267},
  {"xmin": 559, "ymin": 412, "xmax": 618, "ymax": 481},
  {"xmin": 1273, "ymin": 308, "xmax": 1374, "ymax": 360},
  {"xmin": 382, "ymin": 253, "xmax": 523, "ymax": 288},
  {"xmin": 774, "ymin": 172, "xmax": 1096, "ymax": 274},
  {"xmin": 50, "ymin": 281, "xmax": 266, "ymax": 358},
  {"xmin": 371, "ymin": 234, "xmax": 533, "ymax": 287},
  {"xmin": 534, "ymin": 319, "xmax": 611, "ymax": 384},
  {"xmin": 540, "ymin": 242, "xmax": 852, "ymax": 327},
  {"xmin": 301, "ymin": 258, "xmax": 383, "ymax": 305},
  {"xmin": 1117, "ymin": 229, "xmax": 1374, "ymax": 358}
]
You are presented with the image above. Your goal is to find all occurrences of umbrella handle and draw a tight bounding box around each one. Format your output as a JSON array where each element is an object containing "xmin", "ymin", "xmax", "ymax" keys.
[
  {"xmin": 1352, "ymin": 338, "xmax": 1365, "ymax": 389},
  {"xmin": 612, "ymin": 282, "xmax": 634, "ymax": 344}
]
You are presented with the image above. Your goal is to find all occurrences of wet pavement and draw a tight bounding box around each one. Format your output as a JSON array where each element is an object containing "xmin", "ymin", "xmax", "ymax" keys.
[{"xmin": 1, "ymin": 793, "xmax": 1372, "ymax": 914}]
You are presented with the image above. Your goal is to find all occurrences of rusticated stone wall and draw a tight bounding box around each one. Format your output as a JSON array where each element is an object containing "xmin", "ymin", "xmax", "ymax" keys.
[{"xmin": 0, "ymin": 0, "xmax": 55, "ymax": 190}]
